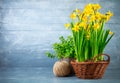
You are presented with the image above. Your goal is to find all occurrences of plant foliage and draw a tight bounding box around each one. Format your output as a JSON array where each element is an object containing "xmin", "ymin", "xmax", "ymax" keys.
[{"xmin": 46, "ymin": 36, "xmax": 75, "ymax": 59}]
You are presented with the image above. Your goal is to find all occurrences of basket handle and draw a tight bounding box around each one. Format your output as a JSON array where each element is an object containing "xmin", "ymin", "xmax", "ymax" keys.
[{"xmin": 93, "ymin": 54, "xmax": 110, "ymax": 62}]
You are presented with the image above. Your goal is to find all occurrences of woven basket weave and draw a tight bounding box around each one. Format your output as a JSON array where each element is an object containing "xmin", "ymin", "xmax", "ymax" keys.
[{"xmin": 71, "ymin": 54, "xmax": 110, "ymax": 79}]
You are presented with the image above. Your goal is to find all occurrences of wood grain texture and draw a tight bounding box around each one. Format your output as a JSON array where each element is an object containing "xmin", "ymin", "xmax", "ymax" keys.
[
  {"xmin": 0, "ymin": 0, "xmax": 120, "ymax": 82},
  {"xmin": 0, "ymin": 0, "xmax": 120, "ymax": 69}
]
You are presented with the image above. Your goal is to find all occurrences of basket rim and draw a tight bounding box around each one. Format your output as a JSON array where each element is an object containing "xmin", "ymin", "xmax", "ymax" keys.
[{"xmin": 70, "ymin": 60, "xmax": 109, "ymax": 64}]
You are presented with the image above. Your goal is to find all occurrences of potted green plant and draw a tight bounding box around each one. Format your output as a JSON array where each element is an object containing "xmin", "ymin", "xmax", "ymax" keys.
[
  {"xmin": 46, "ymin": 36, "xmax": 75, "ymax": 76},
  {"xmin": 64, "ymin": 3, "xmax": 114, "ymax": 79},
  {"xmin": 46, "ymin": 36, "xmax": 75, "ymax": 59}
]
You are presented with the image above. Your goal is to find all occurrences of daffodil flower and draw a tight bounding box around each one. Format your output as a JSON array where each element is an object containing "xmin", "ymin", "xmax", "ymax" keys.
[
  {"xmin": 70, "ymin": 13, "xmax": 76, "ymax": 19},
  {"xmin": 93, "ymin": 4, "xmax": 101, "ymax": 10},
  {"xmin": 94, "ymin": 23, "xmax": 100, "ymax": 30},
  {"xmin": 75, "ymin": 8, "xmax": 80, "ymax": 13},
  {"xmin": 72, "ymin": 26, "xmax": 80, "ymax": 32},
  {"xmin": 106, "ymin": 11, "xmax": 113, "ymax": 17},
  {"xmin": 109, "ymin": 31, "xmax": 113, "ymax": 35},
  {"xmin": 81, "ymin": 15, "xmax": 88, "ymax": 22},
  {"xmin": 79, "ymin": 22, "xmax": 86, "ymax": 28},
  {"xmin": 90, "ymin": 15, "xmax": 96, "ymax": 22},
  {"xmin": 105, "ymin": 11, "xmax": 113, "ymax": 21},
  {"xmin": 64, "ymin": 23, "xmax": 70, "ymax": 29}
]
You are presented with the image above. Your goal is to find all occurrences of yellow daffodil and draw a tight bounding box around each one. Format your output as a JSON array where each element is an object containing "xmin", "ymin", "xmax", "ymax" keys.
[
  {"xmin": 109, "ymin": 31, "xmax": 113, "ymax": 35},
  {"xmin": 70, "ymin": 13, "xmax": 76, "ymax": 19},
  {"xmin": 90, "ymin": 15, "xmax": 96, "ymax": 22},
  {"xmin": 84, "ymin": 9, "xmax": 94, "ymax": 16},
  {"xmin": 81, "ymin": 15, "xmax": 88, "ymax": 22},
  {"xmin": 106, "ymin": 16, "xmax": 110, "ymax": 21},
  {"xmin": 75, "ymin": 8, "xmax": 80, "ymax": 13},
  {"xmin": 95, "ymin": 12, "xmax": 102, "ymax": 20},
  {"xmin": 96, "ymin": 4, "xmax": 101, "ymax": 9},
  {"xmin": 84, "ymin": 4, "xmax": 94, "ymax": 16},
  {"xmin": 90, "ymin": 13, "xmax": 102, "ymax": 22},
  {"xmin": 93, "ymin": 4, "xmax": 101, "ymax": 10},
  {"xmin": 84, "ymin": 3, "xmax": 92, "ymax": 11},
  {"xmin": 72, "ymin": 26, "xmax": 80, "ymax": 32},
  {"xmin": 79, "ymin": 22, "xmax": 86, "ymax": 28},
  {"xmin": 101, "ymin": 14, "xmax": 107, "ymax": 20},
  {"xmin": 105, "ymin": 11, "xmax": 113, "ymax": 21},
  {"xmin": 94, "ymin": 23, "xmax": 100, "ymax": 30},
  {"xmin": 64, "ymin": 23, "xmax": 70, "ymax": 29},
  {"xmin": 106, "ymin": 11, "xmax": 113, "ymax": 17}
]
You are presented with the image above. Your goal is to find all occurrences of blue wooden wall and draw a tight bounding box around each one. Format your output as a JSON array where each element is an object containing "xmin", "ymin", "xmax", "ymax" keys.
[{"xmin": 0, "ymin": 0, "xmax": 120, "ymax": 69}]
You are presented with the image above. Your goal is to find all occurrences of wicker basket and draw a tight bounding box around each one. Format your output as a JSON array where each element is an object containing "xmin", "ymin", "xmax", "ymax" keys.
[{"xmin": 71, "ymin": 54, "xmax": 110, "ymax": 79}]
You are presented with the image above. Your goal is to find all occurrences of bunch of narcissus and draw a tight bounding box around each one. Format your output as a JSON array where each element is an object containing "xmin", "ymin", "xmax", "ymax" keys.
[{"xmin": 64, "ymin": 4, "xmax": 114, "ymax": 62}]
